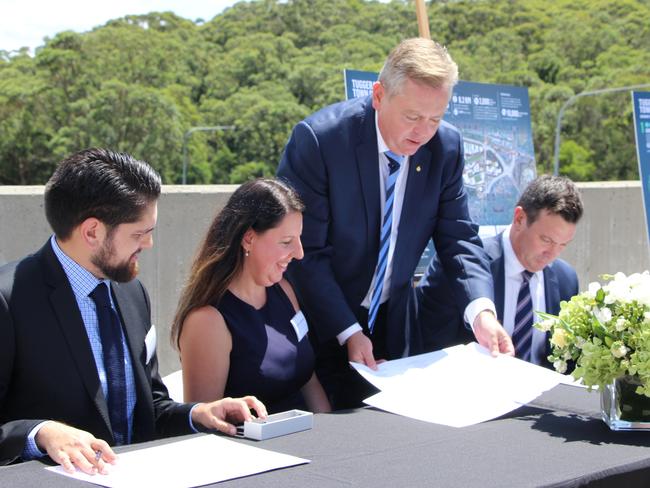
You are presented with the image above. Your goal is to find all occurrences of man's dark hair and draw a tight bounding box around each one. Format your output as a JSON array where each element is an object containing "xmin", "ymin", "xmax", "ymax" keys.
[
  {"xmin": 44, "ymin": 148, "xmax": 162, "ymax": 239},
  {"xmin": 517, "ymin": 175, "xmax": 583, "ymax": 225}
]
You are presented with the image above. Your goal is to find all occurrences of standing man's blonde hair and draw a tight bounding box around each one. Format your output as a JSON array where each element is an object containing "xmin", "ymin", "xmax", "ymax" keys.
[{"xmin": 378, "ymin": 38, "xmax": 458, "ymax": 96}]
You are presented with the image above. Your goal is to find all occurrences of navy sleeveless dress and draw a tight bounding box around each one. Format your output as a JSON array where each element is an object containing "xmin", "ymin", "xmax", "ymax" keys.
[{"xmin": 214, "ymin": 284, "xmax": 315, "ymax": 413}]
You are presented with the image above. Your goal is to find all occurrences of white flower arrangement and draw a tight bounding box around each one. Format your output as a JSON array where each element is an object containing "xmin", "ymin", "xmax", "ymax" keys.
[{"xmin": 536, "ymin": 271, "xmax": 650, "ymax": 396}]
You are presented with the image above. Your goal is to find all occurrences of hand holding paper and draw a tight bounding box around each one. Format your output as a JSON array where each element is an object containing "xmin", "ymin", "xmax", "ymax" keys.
[
  {"xmin": 472, "ymin": 311, "xmax": 515, "ymax": 356},
  {"xmin": 346, "ymin": 331, "xmax": 377, "ymax": 370}
]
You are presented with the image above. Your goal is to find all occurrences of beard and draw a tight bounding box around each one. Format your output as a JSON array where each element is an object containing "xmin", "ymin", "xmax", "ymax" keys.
[{"xmin": 91, "ymin": 237, "xmax": 140, "ymax": 283}]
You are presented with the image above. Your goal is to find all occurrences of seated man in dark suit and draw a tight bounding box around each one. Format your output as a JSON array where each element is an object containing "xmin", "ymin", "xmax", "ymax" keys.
[
  {"xmin": 414, "ymin": 175, "xmax": 584, "ymax": 368},
  {"xmin": 0, "ymin": 148, "xmax": 266, "ymax": 473}
]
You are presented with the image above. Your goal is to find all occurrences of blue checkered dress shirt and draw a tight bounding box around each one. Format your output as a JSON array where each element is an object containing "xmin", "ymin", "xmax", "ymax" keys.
[{"xmin": 22, "ymin": 236, "xmax": 137, "ymax": 458}]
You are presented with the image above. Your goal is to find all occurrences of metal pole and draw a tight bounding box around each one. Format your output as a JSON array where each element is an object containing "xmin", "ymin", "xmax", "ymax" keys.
[
  {"xmin": 414, "ymin": 0, "xmax": 430, "ymax": 39},
  {"xmin": 181, "ymin": 125, "xmax": 235, "ymax": 184},
  {"xmin": 552, "ymin": 83, "xmax": 650, "ymax": 176}
]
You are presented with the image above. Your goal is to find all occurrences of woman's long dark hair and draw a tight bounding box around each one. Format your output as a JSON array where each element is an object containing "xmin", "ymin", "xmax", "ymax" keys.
[{"xmin": 171, "ymin": 178, "xmax": 304, "ymax": 349}]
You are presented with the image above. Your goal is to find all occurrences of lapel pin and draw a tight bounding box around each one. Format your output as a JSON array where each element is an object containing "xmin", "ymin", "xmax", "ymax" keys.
[{"xmin": 416, "ymin": 165, "xmax": 421, "ymax": 172}]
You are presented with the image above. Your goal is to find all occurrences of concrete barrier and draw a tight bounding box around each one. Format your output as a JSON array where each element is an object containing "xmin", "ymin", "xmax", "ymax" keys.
[{"xmin": 1, "ymin": 182, "xmax": 648, "ymax": 374}]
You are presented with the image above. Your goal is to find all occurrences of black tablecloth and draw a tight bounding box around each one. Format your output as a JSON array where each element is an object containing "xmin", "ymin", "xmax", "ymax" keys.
[{"xmin": 3, "ymin": 385, "xmax": 650, "ymax": 487}]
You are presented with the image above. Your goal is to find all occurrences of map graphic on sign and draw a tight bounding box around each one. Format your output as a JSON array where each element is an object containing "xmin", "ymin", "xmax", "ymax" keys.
[{"xmin": 447, "ymin": 81, "xmax": 536, "ymax": 225}]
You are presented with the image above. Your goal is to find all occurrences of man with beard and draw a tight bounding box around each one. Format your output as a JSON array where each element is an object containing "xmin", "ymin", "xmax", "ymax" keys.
[{"xmin": 0, "ymin": 148, "xmax": 266, "ymax": 473}]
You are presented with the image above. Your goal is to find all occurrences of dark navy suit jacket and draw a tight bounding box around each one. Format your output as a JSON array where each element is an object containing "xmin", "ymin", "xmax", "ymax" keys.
[
  {"xmin": 0, "ymin": 240, "xmax": 193, "ymax": 465},
  {"xmin": 415, "ymin": 232, "xmax": 579, "ymax": 366},
  {"xmin": 483, "ymin": 233, "xmax": 578, "ymax": 366},
  {"xmin": 277, "ymin": 95, "xmax": 493, "ymax": 359}
]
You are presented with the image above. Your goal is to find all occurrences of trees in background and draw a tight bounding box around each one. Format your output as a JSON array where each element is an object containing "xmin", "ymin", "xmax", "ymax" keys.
[{"xmin": 1, "ymin": 0, "xmax": 648, "ymax": 184}]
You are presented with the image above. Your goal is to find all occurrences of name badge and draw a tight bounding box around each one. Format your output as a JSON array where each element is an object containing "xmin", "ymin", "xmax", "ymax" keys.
[{"xmin": 290, "ymin": 311, "xmax": 309, "ymax": 342}]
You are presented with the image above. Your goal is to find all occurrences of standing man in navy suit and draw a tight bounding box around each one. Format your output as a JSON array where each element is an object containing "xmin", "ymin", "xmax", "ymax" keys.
[
  {"xmin": 0, "ymin": 148, "xmax": 266, "ymax": 471},
  {"xmin": 416, "ymin": 175, "xmax": 584, "ymax": 368},
  {"xmin": 277, "ymin": 38, "xmax": 513, "ymax": 409}
]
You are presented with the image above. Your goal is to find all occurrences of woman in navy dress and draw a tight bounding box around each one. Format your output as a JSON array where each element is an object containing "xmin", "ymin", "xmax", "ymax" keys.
[{"xmin": 171, "ymin": 179, "xmax": 330, "ymax": 413}]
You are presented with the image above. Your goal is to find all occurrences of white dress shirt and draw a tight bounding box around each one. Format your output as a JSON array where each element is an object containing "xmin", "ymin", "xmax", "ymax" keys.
[
  {"xmin": 501, "ymin": 226, "xmax": 546, "ymax": 334},
  {"xmin": 360, "ymin": 114, "xmax": 410, "ymax": 309},
  {"xmin": 501, "ymin": 226, "xmax": 549, "ymax": 365}
]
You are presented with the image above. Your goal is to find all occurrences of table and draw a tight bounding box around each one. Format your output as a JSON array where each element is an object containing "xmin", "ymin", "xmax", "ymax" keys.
[{"xmin": 3, "ymin": 385, "xmax": 650, "ymax": 487}]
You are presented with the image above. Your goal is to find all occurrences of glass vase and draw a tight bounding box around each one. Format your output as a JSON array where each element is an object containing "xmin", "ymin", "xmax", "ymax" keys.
[{"xmin": 601, "ymin": 375, "xmax": 650, "ymax": 430}]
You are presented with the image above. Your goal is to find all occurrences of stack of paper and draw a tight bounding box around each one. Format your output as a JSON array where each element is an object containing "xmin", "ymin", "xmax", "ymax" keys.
[
  {"xmin": 351, "ymin": 342, "xmax": 568, "ymax": 427},
  {"xmin": 47, "ymin": 434, "xmax": 309, "ymax": 488}
]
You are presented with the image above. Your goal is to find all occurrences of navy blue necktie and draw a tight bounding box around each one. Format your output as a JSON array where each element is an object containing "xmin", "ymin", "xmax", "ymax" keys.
[
  {"xmin": 90, "ymin": 283, "xmax": 128, "ymax": 445},
  {"xmin": 368, "ymin": 150, "xmax": 403, "ymax": 333},
  {"xmin": 512, "ymin": 270, "xmax": 534, "ymax": 362}
]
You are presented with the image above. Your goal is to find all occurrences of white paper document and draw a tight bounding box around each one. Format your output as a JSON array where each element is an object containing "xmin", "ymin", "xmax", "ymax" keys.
[
  {"xmin": 46, "ymin": 434, "xmax": 309, "ymax": 488},
  {"xmin": 351, "ymin": 342, "xmax": 567, "ymax": 427}
]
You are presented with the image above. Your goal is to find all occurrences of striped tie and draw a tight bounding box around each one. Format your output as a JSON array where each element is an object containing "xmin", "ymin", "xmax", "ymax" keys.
[
  {"xmin": 368, "ymin": 150, "xmax": 403, "ymax": 334},
  {"xmin": 512, "ymin": 270, "xmax": 534, "ymax": 362}
]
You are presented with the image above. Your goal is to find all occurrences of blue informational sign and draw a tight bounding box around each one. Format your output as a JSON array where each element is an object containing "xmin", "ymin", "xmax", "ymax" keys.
[
  {"xmin": 343, "ymin": 70, "xmax": 536, "ymax": 273},
  {"xmin": 632, "ymin": 91, "xmax": 650, "ymax": 249},
  {"xmin": 446, "ymin": 81, "xmax": 536, "ymax": 226},
  {"xmin": 343, "ymin": 69, "xmax": 377, "ymax": 100}
]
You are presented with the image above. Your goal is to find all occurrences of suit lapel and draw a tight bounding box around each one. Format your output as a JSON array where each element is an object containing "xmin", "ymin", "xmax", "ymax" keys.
[
  {"xmin": 111, "ymin": 281, "xmax": 154, "ymax": 438},
  {"xmin": 356, "ymin": 103, "xmax": 382, "ymax": 264},
  {"xmin": 112, "ymin": 283, "xmax": 146, "ymax": 366},
  {"xmin": 539, "ymin": 264, "xmax": 561, "ymax": 362},
  {"xmin": 543, "ymin": 265, "xmax": 561, "ymax": 315},
  {"xmin": 488, "ymin": 236, "xmax": 506, "ymax": 321},
  {"xmin": 41, "ymin": 242, "xmax": 113, "ymax": 437}
]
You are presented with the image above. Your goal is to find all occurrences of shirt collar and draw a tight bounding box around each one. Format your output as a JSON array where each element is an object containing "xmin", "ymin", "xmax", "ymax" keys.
[
  {"xmin": 374, "ymin": 111, "xmax": 390, "ymax": 155},
  {"xmin": 374, "ymin": 111, "xmax": 408, "ymax": 174},
  {"xmin": 50, "ymin": 234, "xmax": 109, "ymax": 301}
]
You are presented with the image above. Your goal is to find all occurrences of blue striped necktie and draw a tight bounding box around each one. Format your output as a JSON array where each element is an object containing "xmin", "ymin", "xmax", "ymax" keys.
[
  {"xmin": 90, "ymin": 283, "xmax": 129, "ymax": 445},
  {"xmin": 513, "ymin": 270, "xmax": 534, "ymax": 361},
  {"xmin": 368, "ymin": 150, "xmax": 403, "ymax": 333}
]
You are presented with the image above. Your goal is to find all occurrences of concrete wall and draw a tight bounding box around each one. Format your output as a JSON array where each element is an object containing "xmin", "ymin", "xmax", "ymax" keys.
[
  {"xmin": 1, "ymin": 182, "xmax": 649, "ymax": 375},
  {"xmin": 0, "ymin": 185, "xmax": 236, "ymax": 376},
  {"xmin": 561, "ymin": 182, "xmax": 650, "ymax": 285}
]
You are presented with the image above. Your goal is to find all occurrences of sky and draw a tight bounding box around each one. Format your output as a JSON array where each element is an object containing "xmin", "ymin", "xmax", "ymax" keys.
[{"xmin": 0, "ymin": 0, "xmax": 242, "ymax": 53}]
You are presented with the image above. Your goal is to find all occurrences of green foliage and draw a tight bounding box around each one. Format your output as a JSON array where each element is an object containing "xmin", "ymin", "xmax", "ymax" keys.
[
  {"xmin": 1, "ymin": 0, "xmax": 649, "ymax": 184},
  {"xmin": 537, "ymin": 272, "xmax": 650, "ymax": 395},
  {"xmin": 559, "ymin": 140, "xmax": 595, "ymax": 182},
  {"xmin": 229, "ymin": 161, "xmax": 275, "ymax": 183}
]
